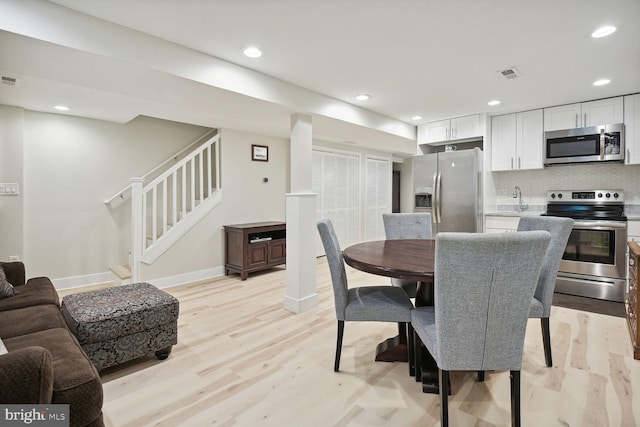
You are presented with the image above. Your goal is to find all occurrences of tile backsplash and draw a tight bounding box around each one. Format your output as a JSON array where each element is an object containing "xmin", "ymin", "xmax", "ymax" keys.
[{"xmin": 492, "ymin": 162, "xmax": 640, "ymax": 211}]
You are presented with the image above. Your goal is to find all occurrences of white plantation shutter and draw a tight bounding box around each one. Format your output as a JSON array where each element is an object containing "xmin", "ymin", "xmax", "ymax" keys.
[
  {"xmin": 365, "ymin": 156, "xmax": 391, "ymax": 241},
  {"xmin": 313, "ymin": 150, "xmax": 360, "ymax": 254}
]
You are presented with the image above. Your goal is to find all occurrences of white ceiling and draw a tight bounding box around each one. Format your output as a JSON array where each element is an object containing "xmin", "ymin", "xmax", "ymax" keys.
[{"xmin": 1, "ymin": 0, "xmax": 639, "ymax": 155}]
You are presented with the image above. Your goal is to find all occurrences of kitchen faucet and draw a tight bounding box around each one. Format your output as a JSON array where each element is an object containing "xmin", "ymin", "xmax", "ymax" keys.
[{"xmin": 513, "ymin": 186, "xmax": 529, "ymax": 212}]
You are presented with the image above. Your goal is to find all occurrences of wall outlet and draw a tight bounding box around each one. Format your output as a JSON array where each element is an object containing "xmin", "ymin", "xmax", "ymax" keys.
[{"xmin": 8, "ymin": 255, "xmax": 20, "ymax": 261}]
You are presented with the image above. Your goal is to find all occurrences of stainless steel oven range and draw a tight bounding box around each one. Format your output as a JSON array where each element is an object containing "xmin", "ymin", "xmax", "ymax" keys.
[{"xmin": 543, "ymin": 189, "xmax": 627, "ymax": 302}]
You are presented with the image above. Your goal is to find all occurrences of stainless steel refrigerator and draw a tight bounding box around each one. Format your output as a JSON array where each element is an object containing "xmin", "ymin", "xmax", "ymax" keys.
[{"xmin": 412, "ymin": 147, "xmax": 482, "ymax": 234}]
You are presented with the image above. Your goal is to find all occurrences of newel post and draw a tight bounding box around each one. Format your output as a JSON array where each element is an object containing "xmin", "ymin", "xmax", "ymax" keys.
[{"xmin": 130, "ymin": 177, "xmax": 145, "ymax": 283}]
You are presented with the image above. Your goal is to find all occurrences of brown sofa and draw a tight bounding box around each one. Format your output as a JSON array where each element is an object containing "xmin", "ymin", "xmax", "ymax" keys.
[{"xmin": 0, "ymin": 262, "xmax": 104, "ymax": 427}]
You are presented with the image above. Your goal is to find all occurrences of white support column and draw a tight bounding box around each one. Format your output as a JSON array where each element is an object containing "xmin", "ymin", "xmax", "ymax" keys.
[
  {"xmin": 284, "ymin": 114, "xmax": 318, "ymax": 313},
  {"xmin": 130, "ymin": 177, "xmax": 145, "ymax": 283}
]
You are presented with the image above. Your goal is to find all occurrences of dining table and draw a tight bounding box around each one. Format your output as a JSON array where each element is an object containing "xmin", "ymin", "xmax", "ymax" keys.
[{"xmin": 341, "ymin": 239, "xmax": 441, "ymax": 394}]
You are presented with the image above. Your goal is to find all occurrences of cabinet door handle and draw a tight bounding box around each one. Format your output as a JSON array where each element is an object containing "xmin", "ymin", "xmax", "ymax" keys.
[
  {"xmin": 518, "ymin": 157, "xmax": 521, "ymax": 169},
  {"xmin": 575, "ymin": 114, "xmax": 578, "ymax": 128},
  {"xmin": 584, "ymin": 113, "xmax": 587, "ymax": 127},
  {"xmin": 627, "ymin": 148, "xmax": 631, "ymax": 163},
  {"xmin": 511, "ymin": 157, "xmax": 514, "ymax": 170}
]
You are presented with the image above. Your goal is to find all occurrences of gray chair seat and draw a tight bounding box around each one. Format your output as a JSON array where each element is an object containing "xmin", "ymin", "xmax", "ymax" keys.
[
  {"xmin": 345, "ymin": 286, "xmax": 413, "ymax": 322},
  {"xmin": 529, "ymin": 298, "xmax": 544, "ymax": 318}
]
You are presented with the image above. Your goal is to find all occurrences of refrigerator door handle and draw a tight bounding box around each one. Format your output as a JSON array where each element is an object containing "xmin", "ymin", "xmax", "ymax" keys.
[
  {"xmin": 432, "ymin": 172, "xmax": 438, "ymax": 224},
  {"xmin": 436, "ymin": 172, "xmax": 442, "ymax": 223}
]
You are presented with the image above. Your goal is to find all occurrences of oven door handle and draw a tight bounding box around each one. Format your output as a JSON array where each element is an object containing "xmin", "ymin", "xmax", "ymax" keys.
[{"xmin": 572, "ymin": 220, "xmax": 627, "ymax": 229}]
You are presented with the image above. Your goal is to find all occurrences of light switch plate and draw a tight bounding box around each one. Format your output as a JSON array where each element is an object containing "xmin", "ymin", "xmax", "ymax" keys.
[{"xmin": 0, "ymin": 183, "xmax": 19, "ymax": 195}]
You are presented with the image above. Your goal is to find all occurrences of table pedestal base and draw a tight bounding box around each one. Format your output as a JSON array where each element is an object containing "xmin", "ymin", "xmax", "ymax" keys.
[{"xmin": 375, "ymin": 335, "xmax": 408, "ymax": 362}]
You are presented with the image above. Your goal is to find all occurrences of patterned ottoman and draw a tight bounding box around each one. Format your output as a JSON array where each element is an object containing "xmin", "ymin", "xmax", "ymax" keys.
[{"xmin": 61, "ymin": 282, "xmax": 179, "ymax": 371}]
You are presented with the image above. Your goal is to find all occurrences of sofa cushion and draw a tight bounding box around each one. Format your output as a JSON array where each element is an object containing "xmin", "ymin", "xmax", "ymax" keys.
[
  {"xmin": 0, "ymin": 262, "xmax": 25, "ymax": 287},
  {"xmin": 0, "ymin": 346, "xmax": 54, "ymax": 404},
  {"xmin": 0, "ymin": 277, "xmax": 59, "ymax": 312},
  {"xmin": 4, "ymin": 328, "xmax": 103, "ymax": 427},
  {"xmin": 0, "ymin": 267, "xmax": 17, "ymax": 298},
  {"xmin": 0, "ymin": 304, "xmax": 68, "ymax": 339},
  {"xmin": 0, "ymin": 336, "xmax": 7, "ymax": 355}
]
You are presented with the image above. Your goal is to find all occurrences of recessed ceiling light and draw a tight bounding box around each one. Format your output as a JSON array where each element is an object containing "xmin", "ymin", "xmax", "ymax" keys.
[
  {"xmin": 243, "ymin": 47, "xmax": 262, "ymax": 58},
  {"xmin": 355, "ymin": 94, "xmax": 371, "ymax": 101},
  {"xmin": 591, "ymin": 26, "xmax": 617, "ymax": 38},
  {"xmin": 593, "ymin": 79, "xmax": 611, "ymax": 86},
  {"xmin": 487, "ymin": 100, "xmax": 501, "ymax": 106},
  {"xmin": 411, "ymin": 115, "xmax": 423, "ymax": 121},
  {"xmin": 54, "ymin": 105, "xmax": 70, "ymax": 111}
]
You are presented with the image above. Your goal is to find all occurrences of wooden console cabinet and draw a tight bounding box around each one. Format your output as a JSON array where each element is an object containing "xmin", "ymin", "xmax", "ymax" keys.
[
  {"xmin": 628, "ymin": 241, "xmax": 640, "ymax": 360},
  {"xmin": 224, "ymin": 221, "xmax": 286, "ymax": 280}
]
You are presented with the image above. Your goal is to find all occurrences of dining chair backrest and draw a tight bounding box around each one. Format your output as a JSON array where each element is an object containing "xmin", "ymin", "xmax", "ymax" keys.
[
  {"xmin": 383, "ymin": 213, "xmax": 432, "ymax": 240},
  {"xmin": 517, "ymin": 216, "xmax": 574, "ymax": 318},
  {"xmin": 433, "ymin": 231, "xmax": 551, "ymax": 371},
  {"xmin": 382, "ymin": 213, "xmax": 432, "ymax": 298},
  {"xmin": 317, "ymin": 219, "xmax": 349, "ymax": 320}
]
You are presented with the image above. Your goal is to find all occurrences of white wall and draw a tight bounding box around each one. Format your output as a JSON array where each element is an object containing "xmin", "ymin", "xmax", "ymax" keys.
[
  {"xmin": 0, "ymin": 105, "xmax": 24, "ymax": 261},
  {"xmin": 139, "ymin": 128, "xmax": 290, "ymax": 282},
  {"xmin": 20, "ymin": 111, "xmax": 210, "ymax": 281},
  {"xmin": 17, "ymin": 111, "xmax": 291, "ymax": 286}
]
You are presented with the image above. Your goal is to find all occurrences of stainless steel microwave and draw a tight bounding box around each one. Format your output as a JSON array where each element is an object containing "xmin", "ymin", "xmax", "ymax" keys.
[{"xmin": 544, "ymin": 123, "xmax": 624, "ymax": 166}]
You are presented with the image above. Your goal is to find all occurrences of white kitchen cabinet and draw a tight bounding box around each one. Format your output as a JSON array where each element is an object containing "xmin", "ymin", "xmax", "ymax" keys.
[
  {"xmin": 491, "ymin": 109, "xmax": 543, "ymax": 171},
  {"xmin": 452, "ymin": 115, "xmax": 482, "ymax": 140},
  {"xmin": 625, "ymin": 94, "xmax": 640, "ymax": 165},
  {"xmin": 420, "ymin": 120, "xmax": 450, "ymax": 143},
  {"xmin": 484, "ymin": 215, "xmax": 519, "ymax": 233},
  {"xmin": 419, "ymin": 114, "xmax": 482, "ymax": 144},
  {"xmin": 544, "ymin": 97, "xmax": 623, "ymax": 131}
]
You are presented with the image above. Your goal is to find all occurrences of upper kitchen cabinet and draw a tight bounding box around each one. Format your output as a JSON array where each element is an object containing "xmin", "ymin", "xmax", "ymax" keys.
[
  {"xmin": 491, "ymin": 109, "xmax": 543, "ymax": 171},
  {"xmin": 544, "ymin": 96, "xmax": 624, "ymax": 131},
  {"xmin": 418, "ymin": 114, "xmax": 482, "ymax": 144},
  {"xmin": 625, "ymin": 94, "xmax": 640, "ymax": 165}
]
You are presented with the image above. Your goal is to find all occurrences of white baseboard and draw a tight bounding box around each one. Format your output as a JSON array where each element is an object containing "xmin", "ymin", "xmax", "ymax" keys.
[
  {"xmin": 52, "ymin": 266, "xmax": 225, "ymax": 291},
  {"xmin": 52, "ymin": 271, "xmax": 116, "ymax": 291},
  {"xmin": 283, "ymin": 293, "xmax": 319, "ymax": 314},
  {"xmin": 146, "ymin": 267, "xmax": 225, "ymax": 289}
]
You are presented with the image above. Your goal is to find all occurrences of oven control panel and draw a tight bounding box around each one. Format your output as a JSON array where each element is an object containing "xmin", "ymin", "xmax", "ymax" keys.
[{"xmin": 547, "ymin": 190, "xmax": 624, "ymax": 203}]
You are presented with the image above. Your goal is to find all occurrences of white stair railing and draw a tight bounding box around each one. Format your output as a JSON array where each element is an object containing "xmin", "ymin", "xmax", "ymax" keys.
[
  {"xmin": 130, "ymin": 133, "xmax": 222, "ymax": 281},
  {"xmin": 105, "ymin": 129, "xmax": 218, "ymax": 208}
]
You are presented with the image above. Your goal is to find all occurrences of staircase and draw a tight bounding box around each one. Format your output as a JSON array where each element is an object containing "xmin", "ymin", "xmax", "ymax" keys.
[{"xmin": 106, "ymin": 130, "xmax": 222, "ymax": 283}]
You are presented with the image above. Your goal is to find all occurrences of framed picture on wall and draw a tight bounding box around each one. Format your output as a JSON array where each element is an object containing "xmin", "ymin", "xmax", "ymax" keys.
[{"xmin": 252, "ymin": 144, "xmax": 269, "ymax": 162}]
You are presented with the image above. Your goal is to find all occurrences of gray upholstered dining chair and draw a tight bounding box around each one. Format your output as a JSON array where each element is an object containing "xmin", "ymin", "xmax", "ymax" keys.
[
  {"xmin": 317, "ymin": 219, "xmax": 414, "ymax": 373},
  {"xmin": 382, "ymin": 213, "xmax": 432, "ymax": 298},
  {"xmin": 411, "ymin": 231, "xmax": 551, "ymax": 427},
  {"xmin": 517, "ymin": 216, "xmax": 574, "ymax": 367}
]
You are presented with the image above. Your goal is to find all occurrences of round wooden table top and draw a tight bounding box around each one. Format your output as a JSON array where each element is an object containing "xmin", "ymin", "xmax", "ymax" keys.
[{"xmin": 342, "ymin": 239, "xmax": 436, "ymax": 282}]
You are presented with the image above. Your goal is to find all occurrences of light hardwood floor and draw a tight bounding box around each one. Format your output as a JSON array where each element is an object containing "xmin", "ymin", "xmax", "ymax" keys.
[{"xmin": 67, "ymin": 258, "xmax": 640, "ymax": 426}]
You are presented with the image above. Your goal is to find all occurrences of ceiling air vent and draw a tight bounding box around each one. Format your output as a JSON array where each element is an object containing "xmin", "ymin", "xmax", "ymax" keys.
[
  {"xmin": 498, "ymin": 67, "xmax": 521, "ymax": 80},
  {"xmin": 1, "ymin": 75, "xmax": 21, "ymax": 87}
]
